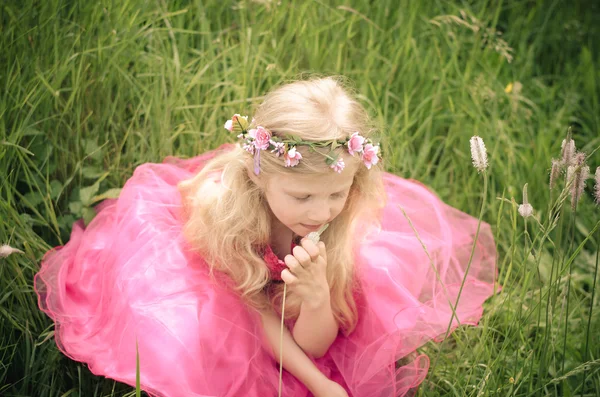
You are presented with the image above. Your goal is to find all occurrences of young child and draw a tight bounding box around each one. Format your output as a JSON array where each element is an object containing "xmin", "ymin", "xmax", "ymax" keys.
[{"xmin": 35, "ymin": 77, "xmax": 497, "ymax": 397}]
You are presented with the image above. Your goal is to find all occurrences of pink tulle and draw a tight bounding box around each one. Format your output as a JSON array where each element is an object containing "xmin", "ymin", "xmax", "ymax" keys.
[{"xmin": 34, "ymin": 144, "xmax": 498, "ymax": 397}]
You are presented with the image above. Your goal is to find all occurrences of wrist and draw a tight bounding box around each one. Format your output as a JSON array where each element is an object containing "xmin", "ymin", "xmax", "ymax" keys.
[{"xmin": 301, "ymin": 292, "xmax": 331, "ymax": 311}]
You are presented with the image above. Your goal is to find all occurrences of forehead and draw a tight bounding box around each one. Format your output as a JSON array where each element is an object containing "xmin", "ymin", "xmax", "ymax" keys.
[{"xmin": 275, "ymin": 166, "xmax": 357, "ymax": 194}]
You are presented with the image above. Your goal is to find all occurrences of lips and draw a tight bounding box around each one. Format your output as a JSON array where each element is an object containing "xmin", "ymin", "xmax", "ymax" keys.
[{"xmin": 301, "ymin": 224, "xmax": 321, "ymax": 231}]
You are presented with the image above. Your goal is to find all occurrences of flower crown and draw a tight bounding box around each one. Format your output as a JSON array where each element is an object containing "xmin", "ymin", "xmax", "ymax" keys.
[{"xmin": 224, "ymin": 114, "xmax": 381, "ymax": 175}]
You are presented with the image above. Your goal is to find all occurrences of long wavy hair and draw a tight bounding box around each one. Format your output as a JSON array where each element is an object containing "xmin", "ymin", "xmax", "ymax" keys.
[{"xmin": 178, "ymin": 76, "xmax": 386, "ymax": 334}]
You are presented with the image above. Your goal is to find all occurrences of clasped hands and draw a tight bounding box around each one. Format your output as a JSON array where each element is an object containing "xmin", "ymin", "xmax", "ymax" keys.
[{"xmin": 280, "ymin": 238, "xmax": 330, "ymax": 309}]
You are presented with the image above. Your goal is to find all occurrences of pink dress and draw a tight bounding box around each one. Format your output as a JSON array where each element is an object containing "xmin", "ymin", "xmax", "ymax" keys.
[{"xmin": 35, "ymin": 144, "xmax": 498, "ymax": 397}]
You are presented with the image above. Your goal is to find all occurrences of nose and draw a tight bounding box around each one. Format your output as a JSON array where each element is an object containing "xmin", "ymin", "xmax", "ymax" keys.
[{"xmin": 307, "ymin": 202, "xmax": 331, "ymax": 224}]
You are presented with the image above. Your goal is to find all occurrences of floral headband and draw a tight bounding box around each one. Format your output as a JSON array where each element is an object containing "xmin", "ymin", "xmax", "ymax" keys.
[{"xmin": 224, "ymin": 114, "xmax": 381, "ymax": 175}]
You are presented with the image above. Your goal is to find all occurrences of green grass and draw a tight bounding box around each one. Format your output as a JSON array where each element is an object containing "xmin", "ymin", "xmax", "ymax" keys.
[{"xmin": 1, "ymin": 0, "xmax": 599, "ymax": 395}]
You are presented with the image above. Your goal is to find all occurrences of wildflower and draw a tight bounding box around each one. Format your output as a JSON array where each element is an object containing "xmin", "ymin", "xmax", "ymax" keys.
[
  {"xmin": 518, "ymin": 183, "xmax": 534, "ymax": 218},
  {"xmin": 270, "ymin": 141, "xmax": 285, "ymax": 156},
  {"xmin": 361, "ymin": 143, "xmax": 379, "ymax": 169},
  {"xmin": 574, "ymin": 152, "xmax": 586, "ymax": 167},
  {"xmin": 284, "ymin": 147, "xmax": 302, "ymax": 167},
  {"xmin": 518, "ymin": 203, "xmax": 533, "ymax": 218},
  {"xmin": 346, "ymin": 132, "xmax": 365, "ymax": 156},
  {"xmin": 560, "ymin": 128, "xmax": 576, "ymax": 167},
  {"xmin": 242, "ymin": 142, "xmax": 255, "ymax": 154},
  {"xmin": 248, "ymin": 126, "xmax": 271, "ymax": 150},
  {"xmin": 330, "ymin": 157, "xmax": 345, "ymax": 173},
  {"xmin": 594, "ymin": 166, "xmax": 600, "ymax": 206},
  {"xmin": 549, "ymin": 159, "xmax": 561, "ymax": 190},
  {"xmin": 470, "ymin": 136, "xmax": 488, "ymax": 173},
  {"xmin": 567, "ymin": 155, "xmax": 590, "ymax": 210},
  {"xmin": 306, "ymin": 224, "xmax": 329, "ymax": 244},
  {"xmin": 0, "ymin": 244, "xmax": 23, "ymax": 258}
]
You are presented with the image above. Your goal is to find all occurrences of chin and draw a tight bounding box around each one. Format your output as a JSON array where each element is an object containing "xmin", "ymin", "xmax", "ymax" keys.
[{"xmin": 291, "ymin": 227, "xmax": 307, "ymax": 237}]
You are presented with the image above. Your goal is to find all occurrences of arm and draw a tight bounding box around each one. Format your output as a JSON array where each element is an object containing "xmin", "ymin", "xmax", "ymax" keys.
[
  {"xmin": 292, "ymin": 297, "xmax": 339, "ymax": 358},
  {"xmin": 281, "ymin": 239, "xmax": 340, "ymax": 358},
  {"xmin": 259, "ymin": 307, "xmax": 329, "ymax": 395}
]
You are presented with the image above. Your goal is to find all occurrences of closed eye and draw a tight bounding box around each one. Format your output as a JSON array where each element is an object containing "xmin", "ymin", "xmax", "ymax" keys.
[{"xmin": 292, "ymin": 191, "xmax": 348, "ymax": 201}]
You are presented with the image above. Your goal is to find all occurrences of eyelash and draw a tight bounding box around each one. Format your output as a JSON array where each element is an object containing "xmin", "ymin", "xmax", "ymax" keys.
[{"xmin": 294, "ymin": 192, "xmax": 346, "ymax": 201}]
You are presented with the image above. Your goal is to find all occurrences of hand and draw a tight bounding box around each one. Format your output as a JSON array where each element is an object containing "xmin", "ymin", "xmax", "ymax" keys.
[
  {"xmin": 312, "ymin": 379, "xmax": 349, "ymax": 397},
  {"xmin": 281, "ymin": 238, "xmax": 329, "ymax": 309}
]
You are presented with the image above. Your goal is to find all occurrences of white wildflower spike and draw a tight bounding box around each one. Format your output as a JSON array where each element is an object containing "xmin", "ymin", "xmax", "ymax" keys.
[
  {"xmin": 579, "ymin": 165, "xmax": 591, "ymax": 200},
  {"xmin": 567, "ymin": 166, "xmax": 575, "ymax": 187},
  {"xmin": 518, "ymin": 183, "xmax": 534, "ymax": 218},
  {"xmin": 306, "ymin": 224, "xmax": 330, "ymax": 244},
  {"xmin": 568, "ymin": 160, "xmax": 590, "ymax": 211},
  {"xmin": 549, "ymin": 159, "xmax": 561, "ymax": 190},
  {"xmin": 518, "ymin": 203, "xmax": 533, "ymax": 218},
  {"xmin": 594, "ymin": 167, "xmax": 600, "ymax": 206},
  {"xmin": 470, "ymin": 136, "xmax": 488, "ymax": 173},
  {"xmin": 0, "ymin": 244, "xmax": 24, "ymax": 258},
  {"xmin": 574, "ymin": 152, "xmax": 586, "ymax": 167},
  {"xmin": 561, "ymin": 138, "xmax": 576, "ymax": 167}
]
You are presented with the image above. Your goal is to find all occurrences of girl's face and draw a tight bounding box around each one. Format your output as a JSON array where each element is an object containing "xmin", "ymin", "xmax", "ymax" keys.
[{"xmin": 263, "ymin": 162, "xmax": 358, "ymax": 237}]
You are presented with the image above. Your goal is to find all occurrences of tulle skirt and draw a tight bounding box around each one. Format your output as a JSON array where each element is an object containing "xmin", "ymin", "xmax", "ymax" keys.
[{"xmin": 35, "ymin": 145, "xmax": 498, "ymax": 396}]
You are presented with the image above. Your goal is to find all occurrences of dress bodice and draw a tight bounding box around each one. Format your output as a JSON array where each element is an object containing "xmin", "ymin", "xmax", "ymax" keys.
[{"xmin": 261, "ymin": 240, "xmax": 299, "ymax": 281}]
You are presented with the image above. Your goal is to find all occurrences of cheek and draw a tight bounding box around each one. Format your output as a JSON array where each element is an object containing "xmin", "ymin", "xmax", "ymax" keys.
[
  {"xmin": 266, "ymin": 194, "xmax": 299, "ymax": 222},
  {"xmin": 330, "ymin": 201, "xmax": 346, "ymax": 218},
  {"xmin": 330, "ymin": 195, "xmax": 353, "ymax": 219}
]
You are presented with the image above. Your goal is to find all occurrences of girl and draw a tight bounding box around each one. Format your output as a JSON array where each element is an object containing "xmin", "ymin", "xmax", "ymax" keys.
[{"xmin": 35, "ymin": 77, "xmax": 497, "ymax": 396}]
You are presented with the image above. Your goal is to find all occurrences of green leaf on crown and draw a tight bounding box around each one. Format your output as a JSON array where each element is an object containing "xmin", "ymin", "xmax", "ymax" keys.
[
  {"xmin": 325, "ymin": 152, "xmax": 337, "ymax": 165},
  {"xmin": 289, "ymin": 134, "xmax": 302, "ymax": 143},
  {"xmin": 236, "ymin": 116, "xmax": 249, "ymax": 131}
]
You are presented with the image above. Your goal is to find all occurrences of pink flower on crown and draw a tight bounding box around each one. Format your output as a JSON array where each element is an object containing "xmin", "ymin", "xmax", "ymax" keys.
[
  {"xmin": 248, "ymin": 126, "xmax": 271, "ymax": 150},
  {"xmin": 361, "ymin": 143, "xmax": 379, "ymax": 169},
  {"xmin": 347, "ymin": 132, "xmax": 365, "ymax": 156},
  {"xmin": 284, "ymin": 147, "xmax": 302, "ymax": 167},
  {"xmin": 242, "ymin": 142, "xmax": 255, "ymax": 154},
  {"xmin": 330, "ymin": 157, "xmax": 345, "ymax": 173},
  {"xmin": 270, "ymin": 140, "xmax": 285, "ymax": 156}
]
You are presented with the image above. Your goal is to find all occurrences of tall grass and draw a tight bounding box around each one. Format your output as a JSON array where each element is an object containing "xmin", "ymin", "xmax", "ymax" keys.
[{"xmin": 1, "ymin": 0, "xmax": 599, "ymax": 395}]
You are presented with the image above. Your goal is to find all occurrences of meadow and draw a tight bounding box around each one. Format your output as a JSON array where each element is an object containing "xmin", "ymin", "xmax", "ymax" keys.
[{"xmin": 1, "ymin": 0, "xmax": 599, "ymax": 395}]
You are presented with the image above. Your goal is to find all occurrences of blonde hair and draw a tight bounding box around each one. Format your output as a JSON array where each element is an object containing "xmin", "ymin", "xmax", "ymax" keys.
[{"xmin": 178, "ymin": 76, "xmax": 386, "ymax": 334}]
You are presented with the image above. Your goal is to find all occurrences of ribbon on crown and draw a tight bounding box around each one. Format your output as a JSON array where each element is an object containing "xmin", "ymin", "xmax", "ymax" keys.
[{"xmin": 224, "ymin": 114, "xmax": 381, "ymax": 175}]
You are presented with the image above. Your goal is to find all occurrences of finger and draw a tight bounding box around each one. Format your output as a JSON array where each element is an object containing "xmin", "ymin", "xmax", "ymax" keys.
[
  {"xmin": 280, "ymin": 269, "xmax": 298, "ymax": 285},
  {"xmin": 300, "ymin": 238, "xmax": 320, "ymax": 261},
  {"xmin": 284, "ymin": 254, "xmax": 305, "ymax": 274},
  {"xmin": 318, "ymin": 241, "xmax": 327, "ymax": 262},
  {"xmin": 292, "ymin": 245, "xmax": 312, "ymax": 267}
]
